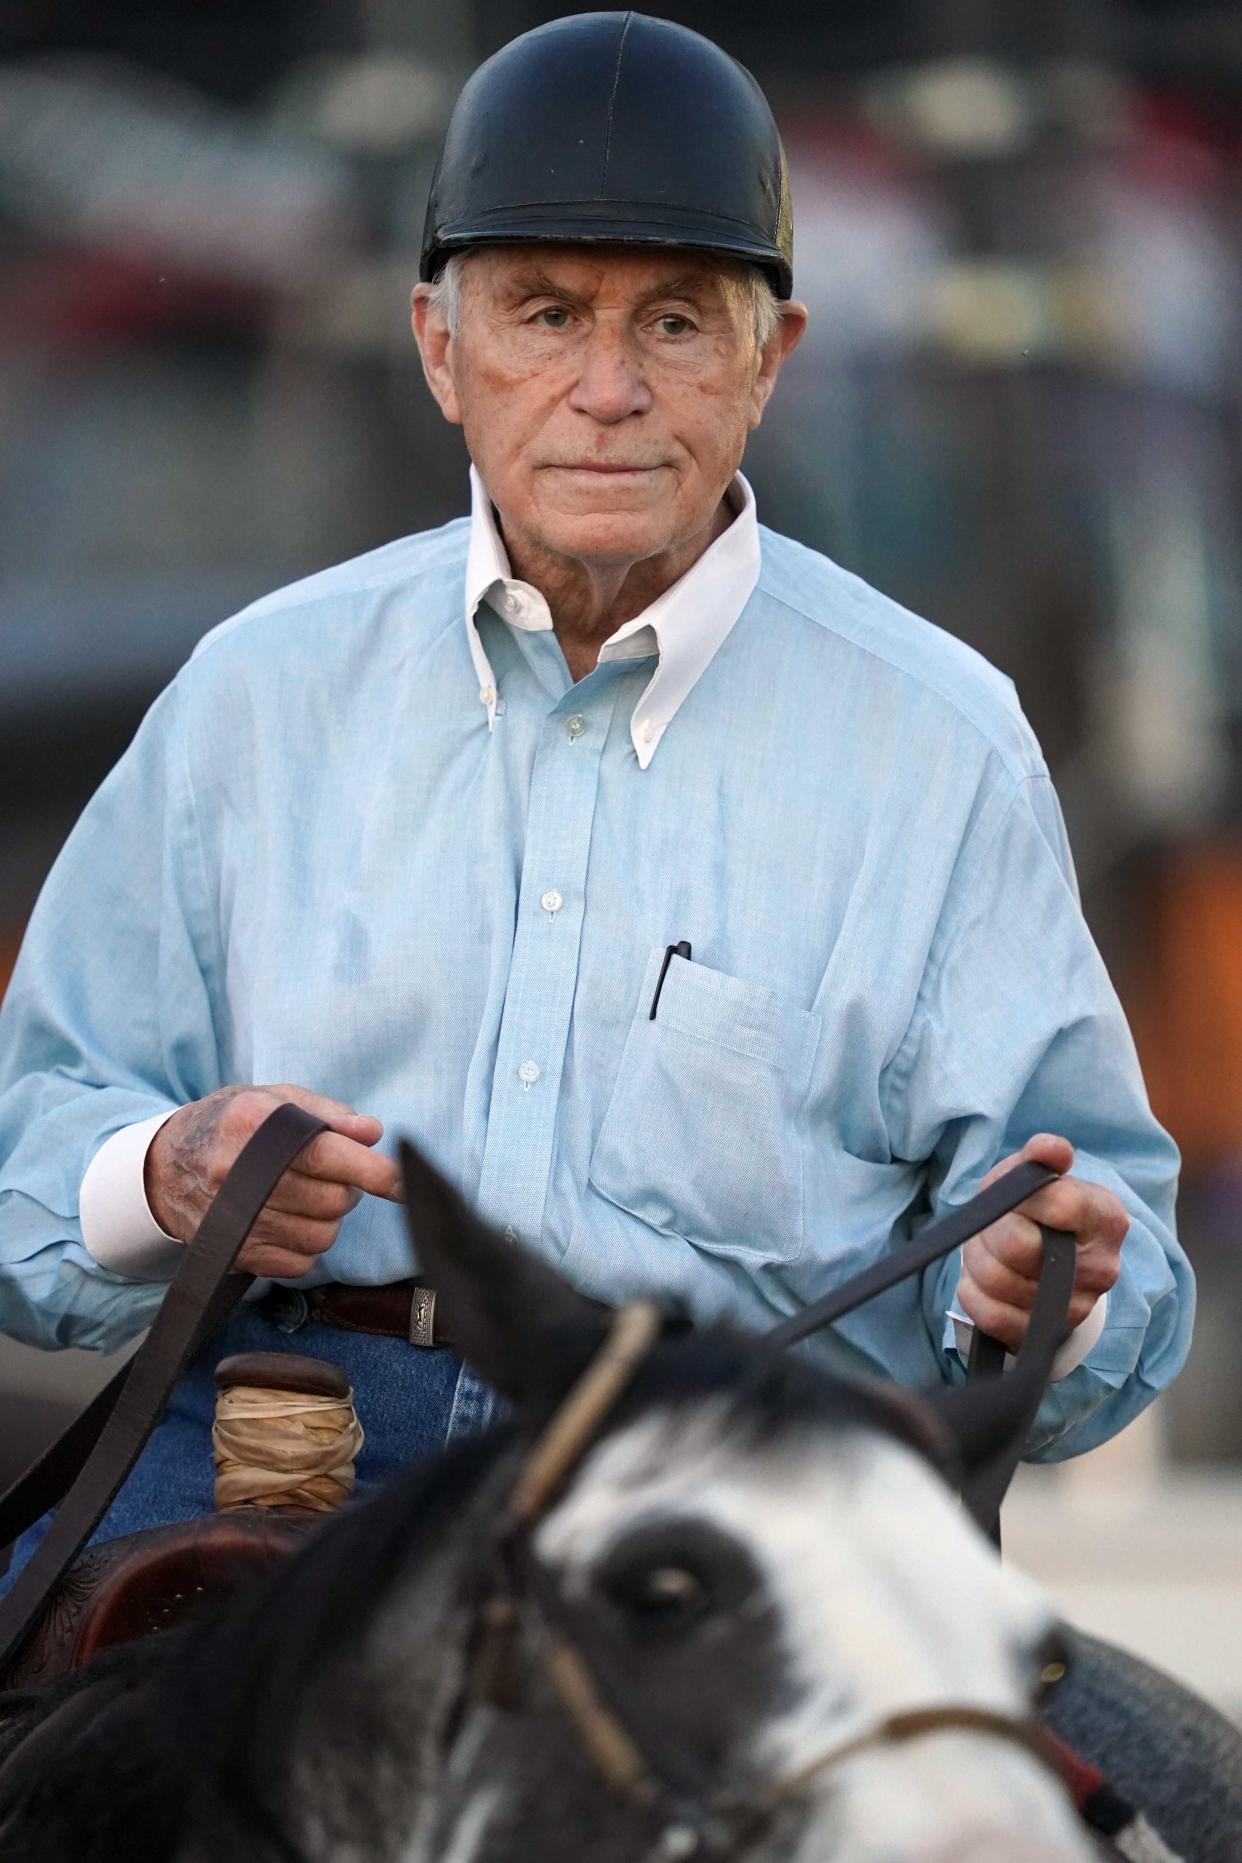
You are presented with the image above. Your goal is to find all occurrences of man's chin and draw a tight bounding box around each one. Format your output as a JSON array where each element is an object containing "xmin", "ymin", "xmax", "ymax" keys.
[{"xmin": 532, "ymin": 507, "xmax": 678, "ymax": 566}]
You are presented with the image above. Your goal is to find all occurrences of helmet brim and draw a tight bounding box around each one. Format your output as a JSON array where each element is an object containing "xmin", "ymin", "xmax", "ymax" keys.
[{"xmin": 422, "ymin": 210, "xmax": 793, "ymax": 301}]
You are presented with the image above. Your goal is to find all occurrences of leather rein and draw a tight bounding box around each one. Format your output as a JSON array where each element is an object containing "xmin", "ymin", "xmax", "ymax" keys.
[{"xmin": 460, "ymin": 1176, "xmax": 1079, "ymax": 1859}]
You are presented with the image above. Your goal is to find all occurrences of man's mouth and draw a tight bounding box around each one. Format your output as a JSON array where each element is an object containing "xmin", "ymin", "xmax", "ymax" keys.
[{"xmin": 547, "ymin": 462, "xmax": 665, "ymax": 474}]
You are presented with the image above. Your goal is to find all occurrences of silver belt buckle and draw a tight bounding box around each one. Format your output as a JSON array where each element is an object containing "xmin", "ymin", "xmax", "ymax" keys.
[{"xmin": 408, "ymin": 1285, "xmax": 437, "ymax": 1349}]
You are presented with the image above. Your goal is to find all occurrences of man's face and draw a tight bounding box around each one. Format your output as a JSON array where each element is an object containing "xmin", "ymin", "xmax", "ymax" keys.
[{"xmin": 412, "ymin": 245, "xmax": 803, "ymax": 570}]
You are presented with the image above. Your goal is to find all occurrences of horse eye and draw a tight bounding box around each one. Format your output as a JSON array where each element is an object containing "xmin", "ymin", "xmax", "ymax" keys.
[
  {"xmin": 597, "ymin": 1521, "xmax": 760, "ymax": 1634},
  {"xmin": 637, "ymin": 1565, "xmax": 705, "ymax": 1614},
  {"xmin": 604, "ymin": 1558, "xmax": 709, "ymax": 1628}
]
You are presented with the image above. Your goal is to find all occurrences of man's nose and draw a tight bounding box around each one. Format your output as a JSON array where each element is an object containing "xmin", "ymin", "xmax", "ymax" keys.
[{"xmin": 567, "ymin": 327, "xmax": 652, "ymax": 423}]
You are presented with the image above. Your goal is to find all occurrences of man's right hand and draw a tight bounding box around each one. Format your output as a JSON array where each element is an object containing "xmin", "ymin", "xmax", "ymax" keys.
[{"xmin": 144, "ymin": 1084, "xmax": 402, "ymax": 1279}]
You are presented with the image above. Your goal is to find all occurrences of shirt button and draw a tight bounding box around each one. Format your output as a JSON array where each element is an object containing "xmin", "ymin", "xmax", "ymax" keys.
[
  {"xmin": 503, "ymin": 592, "xmax": 520, "ymax": 615},
  {"xmin": 540, "ymin": 889, "xmax": 563, "ymax": 915},
  {"xmin": 517, "ymin": 1060, "xmax": 541, "ymax": 1087},
  {"xmin": 640, "ymin": 719, "xmax": 655, "ymax": 744},
  {"xmin": 478, "ymin": 685, "xmax": 495, "ymax": 705},
  {"xmin": 566, "ymin": 714, "xmax": 586, "ymax": 739}
]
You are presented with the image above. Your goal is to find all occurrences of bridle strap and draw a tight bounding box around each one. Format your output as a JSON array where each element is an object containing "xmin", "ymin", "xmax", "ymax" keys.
[
  {"xmin": 468, "ymin": 1301, "xmax": 667, "ymax": 1792},
  {"xmin": 509, "ymin": 1302, "xmax": 663, "ymax": 1529},
  {"xmin": 538, "ymin": 1619, "xmax": 1069, "ymax": 1856},
  {"xmin": 543, "ymin": 1632, "xmax": 661, "ymax": 1811},
  {"xmin": 760, "ymin": 1703, "xmax": 1069, "ymax": 1812}
]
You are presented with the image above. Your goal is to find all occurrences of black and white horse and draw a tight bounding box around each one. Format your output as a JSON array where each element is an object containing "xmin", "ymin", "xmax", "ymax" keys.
[{"xmin": 0, "ymin": 1147, "xmax": 1113, "ymax": 1861}]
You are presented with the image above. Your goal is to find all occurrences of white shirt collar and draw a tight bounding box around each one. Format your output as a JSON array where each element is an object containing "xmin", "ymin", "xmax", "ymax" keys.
[{"xmin": 463, "ymin": 464, "xmax": 760, "ymax": 768}]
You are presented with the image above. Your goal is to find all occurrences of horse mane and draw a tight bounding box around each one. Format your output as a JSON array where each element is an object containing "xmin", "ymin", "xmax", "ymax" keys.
[
  {"xmin": 615, "ymin": 1323, "xmax": 947, "ymax": 1469},
  {"xmin": 0, "ymin": 1431, "xmax": 513, "ymax": 1863},
  {"xmin": 169, "ymin": 1427, "xmax": 516, "ymax": 1860}
]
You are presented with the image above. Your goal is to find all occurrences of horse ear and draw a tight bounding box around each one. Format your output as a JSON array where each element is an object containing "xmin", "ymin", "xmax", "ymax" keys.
[{"xmin": 398, "ymin": 1140, "xmax": 609, "ymax": 1419}]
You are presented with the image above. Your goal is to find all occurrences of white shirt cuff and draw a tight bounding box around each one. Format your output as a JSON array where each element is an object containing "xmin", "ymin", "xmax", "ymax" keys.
[
  {"xmin": 948, "ymin": 1288, "xmax": 1108, "ymax": 1383},
  {"xmin": 80, "ymin": 1111, "xmax": 184, "ymax": 1277}
]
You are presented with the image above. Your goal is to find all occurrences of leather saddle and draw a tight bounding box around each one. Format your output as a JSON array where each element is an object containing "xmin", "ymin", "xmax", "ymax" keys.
[{"xmin": 1, "ymin": 1506, "xmax": 317, "ymax": 1692}]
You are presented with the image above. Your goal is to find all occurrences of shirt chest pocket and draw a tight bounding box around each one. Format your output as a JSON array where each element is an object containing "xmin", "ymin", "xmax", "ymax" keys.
[{"xmin": 587, "ymin": 947, "xmax": 822, "ymax": 1265}]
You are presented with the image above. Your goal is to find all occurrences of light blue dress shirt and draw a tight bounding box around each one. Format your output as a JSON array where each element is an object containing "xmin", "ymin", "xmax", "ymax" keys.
[{"xmin": 0, "ymin": 473, "xmax": 1191, "ymax": 1458}]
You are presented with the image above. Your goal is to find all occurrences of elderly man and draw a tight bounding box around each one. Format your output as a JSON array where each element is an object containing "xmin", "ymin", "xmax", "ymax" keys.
[{"xmin": 0, "ymin": 13, "xmax": 1190, "ymax": 1552}]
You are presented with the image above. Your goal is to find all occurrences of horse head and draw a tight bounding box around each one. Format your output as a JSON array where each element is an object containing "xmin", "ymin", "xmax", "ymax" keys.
[{"xmin": 279, "ymin": 1142, "xmax": 1093, "ymax": 1863}]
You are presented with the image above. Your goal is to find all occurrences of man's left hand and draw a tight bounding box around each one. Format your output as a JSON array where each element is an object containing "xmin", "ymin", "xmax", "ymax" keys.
[{"xmin": 956, "ymin": 1133, "xmax": 1128, "ymax": 1352}]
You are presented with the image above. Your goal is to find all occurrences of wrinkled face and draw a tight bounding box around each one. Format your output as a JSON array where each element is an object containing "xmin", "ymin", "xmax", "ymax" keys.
[
  {"xmin": 422, "ymin": 1405, "xmax": 1097, "ymax": 1863},
  {"xmin": 412, "ymin": 245, "xmax": 803, "ymax": 572}
]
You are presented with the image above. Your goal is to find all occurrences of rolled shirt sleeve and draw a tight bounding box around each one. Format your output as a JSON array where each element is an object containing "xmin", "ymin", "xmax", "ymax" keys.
[
  {"xmin": 887, "ymin": 768, "xmax": 1191, "ymax": 1459},
  {"xmin": 0, "ymin": 680, "xmax": 221, "ymax": 1352}
]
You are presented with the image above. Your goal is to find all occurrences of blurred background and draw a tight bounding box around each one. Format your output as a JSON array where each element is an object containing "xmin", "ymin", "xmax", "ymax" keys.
[{"xmin": 1, "ymin": 0, "xmax": 1239, "ymax": 1709}]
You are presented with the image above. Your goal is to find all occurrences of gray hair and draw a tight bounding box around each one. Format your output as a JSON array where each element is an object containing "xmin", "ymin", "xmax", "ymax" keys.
[{"xmin": 427, "ymin": 249, "xmax": 782, "ymax": 349}]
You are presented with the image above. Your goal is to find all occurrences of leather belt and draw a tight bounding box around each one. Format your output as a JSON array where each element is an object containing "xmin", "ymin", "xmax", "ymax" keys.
[
  {"xmin": 301, "ymin": 1280, "xmax": 627, "ymax": 1351},
  {"xmin": 305, "ymin": 1280, "xmax": 448, "ymax": 1348}
]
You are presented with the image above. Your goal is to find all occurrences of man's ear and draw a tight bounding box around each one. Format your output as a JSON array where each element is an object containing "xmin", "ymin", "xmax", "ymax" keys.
[
  {"xmin": 748, "ymin": 300, "xmax": 807, "ymax": 430},
  {"xmin": 399, "ymin": 1139, "xmax": 609, "ymax": 1420},
  {"xmin": 410, "ymin": 283, "xmax": 463, "ymax": 426}
]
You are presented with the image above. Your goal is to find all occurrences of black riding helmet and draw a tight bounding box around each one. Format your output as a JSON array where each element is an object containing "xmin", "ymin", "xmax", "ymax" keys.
[{"xmin": 420, "ymin": 11, "xmax": 794, "ymax": 299}]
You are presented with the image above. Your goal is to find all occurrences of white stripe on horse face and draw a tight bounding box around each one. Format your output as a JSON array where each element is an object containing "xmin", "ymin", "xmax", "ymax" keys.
[
  {"xmin": 414, "ymin": 1786, "xmax": 503, "ymax": 1863},
  {"xmin": 537, "ymin": 1404, "xmax": 1096, "ymax": 1859}
]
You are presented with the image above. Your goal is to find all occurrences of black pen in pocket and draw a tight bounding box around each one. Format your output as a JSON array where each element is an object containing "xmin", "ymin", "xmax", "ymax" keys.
[{"xmin": 649, "ymin": 941, "xmax": 692, "ymax": 1020}]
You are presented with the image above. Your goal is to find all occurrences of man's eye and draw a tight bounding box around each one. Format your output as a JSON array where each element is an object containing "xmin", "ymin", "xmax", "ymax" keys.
[
  {"xmin": 534, "ymin": 306, "xmax": 572, "ymax": 329},
  {"xmin": 655, "ymin": 315, "xmax": 694, "ymax": 337}
]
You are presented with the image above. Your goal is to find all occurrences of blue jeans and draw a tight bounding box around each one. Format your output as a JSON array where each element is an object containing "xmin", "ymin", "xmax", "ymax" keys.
[{"xmin": 1, "ymin": 1285, "xmax": 502, "ymax": 1592}]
